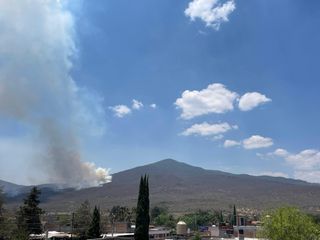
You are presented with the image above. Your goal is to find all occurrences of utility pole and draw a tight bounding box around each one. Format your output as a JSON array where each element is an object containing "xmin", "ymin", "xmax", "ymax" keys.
[
  {"xmin": 71, "ymin": 212, "xmax": 74, "ymax": 240},
  {"xmin": 111, "ymin": 213, "xmax": 115, "ymax": 237}
]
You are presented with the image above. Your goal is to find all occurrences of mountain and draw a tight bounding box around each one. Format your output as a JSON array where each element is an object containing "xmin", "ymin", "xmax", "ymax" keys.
[
  {"xmin": 3, "ymin": 159, "xmax": 320, "ymax": 213},
  {"xmin": 0, "ymin": 179, "xmax": 27, "ymax": 196}
]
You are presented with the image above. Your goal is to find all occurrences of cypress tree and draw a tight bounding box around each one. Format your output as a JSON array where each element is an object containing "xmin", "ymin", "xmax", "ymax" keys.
[
  {"xmin": 134, "ymin": 175, "xmax": 150, "ymax": 240},
  {"xmin": 232, "ymin": 205, "xmax": 237, "ymax": 226},
  {"xmin": 87, "ymin": 206, "xmax": 101, "ymax": 238},
  {"xmin": 219, "ymin": 211, "xmax": 224, "ymax": 224}
]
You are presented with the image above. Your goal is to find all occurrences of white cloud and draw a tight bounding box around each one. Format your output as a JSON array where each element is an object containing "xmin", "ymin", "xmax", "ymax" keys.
[
  {"xmin": 175, "ymin": 83, "xmax": 238, "ymax": 119},
  {"xmin": 150, "ymin": 103, "xmax": 157, "ymax": 109},
  {"xmin": 185, "ymin": 0, "xmax": 236, "ymax": 30},
  {"xmin": 294, "ymin": 170, "xmax": 320, "ymax": 183},
  {"xmin": 132, "ymin": 99, "xmax": 143, "ymax": 110},
  {"xmin": 243, "ymin": 135, "xmax": 273, "ymax": 149},
  {"xmin": 286, "ymin": 149, "xmax": 320, "ymax": 171},
  {"xmin": 258, "ymin": 171, "xmax": 289, "ymax": 178},
  {"xmin": 238, "ymin": 92, "xmax": 271, "ymax": 111},
  {"xmin": 224, "ymin": 139, "xmax": 241, "ymax": 148},
  {"xmin": 182, "ymin": 122, "xmax": 237, "ymax": 137},
  {"xmin": 273, "ymin": 148, "xmax": 289, "ymax": 157},
  {"xmin": 267, "ymin": 148, "xmax": 320, "ymax": 183},
  {"xmin": 109, "ymin": 105, "xmax": 131, "ymax": 118}
]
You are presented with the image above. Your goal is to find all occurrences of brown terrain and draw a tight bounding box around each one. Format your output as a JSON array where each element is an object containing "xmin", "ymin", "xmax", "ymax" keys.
[{"xmin": 2, "ymin": 159, "xmax": 320, "ymax": 214}]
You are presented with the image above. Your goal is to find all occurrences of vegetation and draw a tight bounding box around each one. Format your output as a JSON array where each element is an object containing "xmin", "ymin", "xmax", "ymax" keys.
[
  {"xmin": 134, "ymin": 175, "xmax": 150, "ymax": 240},
  {"xmin": 87, "ymin": 206, "xmax": 101, "ymax": 238},
  {"xmin": 232, "ymin": 205, "xmax": 237, "ymax": 226},
  {"xmin": 259, "ymin": 207, "xmax": 320, "ymax": 240},
  {"xmin": 3, "ymin": 174, "xmax": 320, "ymax": 240},
  {"xmin": 150, "ymin": 206, "xmax": 175, "ymax": 228},
  {"xmin": 0, "ymin": 188, "xmax": 3, "ymax": 225},
  {"xmin": 16, "ymin": 187, "xmax": 43, "ymax": 236},
  {"xmin": 180, "ymin": 210, "xmax": 221, "ymax": 230},
  {"xmin": 151, "ymin": 206, "xmax": 167, "ymax": 221},
  {"xmin": 74, "ymin": 200, "xmax": 91, "ymax": 239},
  {"xmin": 0, "ymin": 188, "xmax": 5, "ymax": 240},
  {"xmin": 109, "ymin": 205, "xmax": 132, "ymax": 222},
  {"xmin": 0, "ymin": 188, "xmax": 26, "ymax": 240},
  {"xmin": 192, "ymin": 232, "xmax": 201, "ymax": 240}
]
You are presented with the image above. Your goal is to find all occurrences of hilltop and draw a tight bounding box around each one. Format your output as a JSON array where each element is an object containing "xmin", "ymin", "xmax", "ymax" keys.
[{"xmin": 2, "ymin": 159, "xmax": 320, "ymax": 213}]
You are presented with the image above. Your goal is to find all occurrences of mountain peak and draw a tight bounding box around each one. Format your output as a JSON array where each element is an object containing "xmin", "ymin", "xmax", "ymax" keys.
[{"xmin": 147, "ymin": 158, "xmax": 205, "ymax": 172}]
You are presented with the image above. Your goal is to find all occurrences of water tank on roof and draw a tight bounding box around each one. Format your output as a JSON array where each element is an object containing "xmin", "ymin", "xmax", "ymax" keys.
[{"xmin": 176, "ymin": 221, "xmax": 187, "ymax": 235}]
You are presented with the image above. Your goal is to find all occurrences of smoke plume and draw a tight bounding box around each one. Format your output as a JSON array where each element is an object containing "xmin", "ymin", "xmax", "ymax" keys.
[{"xmin": 0, "ymin": 0, "xmax": 111, "ymax": 187}]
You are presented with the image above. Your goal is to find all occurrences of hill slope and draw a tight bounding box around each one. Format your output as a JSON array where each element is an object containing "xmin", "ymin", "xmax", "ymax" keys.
[{"xmin": 4, "ymin": 159, "xmax": 320, "ymax": 213}]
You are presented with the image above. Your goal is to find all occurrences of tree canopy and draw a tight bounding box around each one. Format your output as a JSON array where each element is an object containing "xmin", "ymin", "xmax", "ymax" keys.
[
  {"xmin": 74, "ymin": 200, "xmax": 91, "ymax": 239},
  {"xmin": 259, "ymin": 207, "xmax": 320, "ymax": 240},
  {"xmin": 16, "ymin": 187, "xmax": 43, "ymax": 235},
  {"xmin": 88, "ymin": 206, "xmax": 101, "ymax": 238},
  {"xmin": 109, "ymin": 205, "xmax": 132, "ymax": 222}
]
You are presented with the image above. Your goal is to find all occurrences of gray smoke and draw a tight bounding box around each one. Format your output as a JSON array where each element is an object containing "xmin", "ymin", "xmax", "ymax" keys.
[{"xmin": 0, "ymin": 0, "xmax": 111, "ymax": 187}]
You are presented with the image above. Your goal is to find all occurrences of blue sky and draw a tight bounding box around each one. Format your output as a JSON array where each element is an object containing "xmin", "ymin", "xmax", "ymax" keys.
[{"xmin": 0, "ymin": 0, "xmax": 320, "ymax": 185}]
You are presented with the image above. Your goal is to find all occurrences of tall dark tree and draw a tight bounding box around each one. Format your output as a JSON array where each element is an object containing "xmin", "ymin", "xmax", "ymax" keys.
[
  {"xmin": 232, "ymin": 205, "xmax": 237, "ymax": 226},
  {"xmin": 88, "ymin": 206, "xmax": 101, "ymax": 238},
  {"xmin": 134, "ymin": 175, "xmax": 150, "ymax": 240},
  {"xmin": 219, "ymin": 210, "xmax": 224, "ymax": 224},
  {"xmin": 17, "ymin": 187, "xmax": 44, "ymax": 235}
]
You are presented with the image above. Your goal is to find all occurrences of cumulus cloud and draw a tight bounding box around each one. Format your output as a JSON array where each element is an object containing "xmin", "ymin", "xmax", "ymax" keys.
[
  {"xmin": 238, "ymin": 92, "xmax": 271, "ymax": 111},
  {"xmin": 132, "ymin": 99, "xmax": 143, "ymax": 110},
  {"xmin": 242, "ymin": 135, "xmax": 274, "ymax": 149},
  {"xmin": 272, "ymin": 148, "xmax": 289, "ymax": 157},
  {"xmin": 109, "ymin": 105, "xmax": 131, "ymax": 118},
  {"xmin": 0, "ymin": 0, "xmax": 111, "ymax": 187},
  {"xmin": 150, "ymin": 103, "xmax": 157, "ymax": 109},
  {"xmin": 175, "ymin": 83, "xmax": 238, "ymax": 119},
  {"xmin": 224, "ymin": 139, "xmax": 241, "ymax": 148},
  {"xmin": 181, "ymin": 122, "xmax": 237, "ymax": 137},
  {"xmin": 286, "ymin": 149, "xmax": 320, "ymax": 172},
  {"xmin": 269, "ymin": 148, "xmax": 320, "ymax": 183},
  {"xmin": 185, "ymin": 0, "xmax": 236, "ymax": 30}
]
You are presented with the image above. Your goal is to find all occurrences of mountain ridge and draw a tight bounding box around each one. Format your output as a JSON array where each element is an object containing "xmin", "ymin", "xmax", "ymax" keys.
[{"xmin": 2, "ymin": 159, "xmax": 320, "ymax": 213}]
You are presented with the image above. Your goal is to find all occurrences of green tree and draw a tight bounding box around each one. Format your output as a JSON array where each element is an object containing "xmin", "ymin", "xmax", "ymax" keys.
[
  {"xmin": 259, "ymin": 207, "xmax": 320, "ymax": 240},
  {"xmin": 192, "ymin": 232, "xmax": 201, "ymax": 240},
  {"xmin": 154, "ymin": 213, "xmax": 176, "ymax": 228},
  {"xmin": 180, "ymin": 210, "xmax": 219, "ymax": 230},
  {"xmin": 232, "ymin": 205, "xmax": 237, "ymax": 226},
  {"xmin": 0, "ymin": 188, "xmax": 20, "ymax": 240},
  {"xmin": 74, "ymin": 200, "xmax": 91, "ymax": 239},
  {"xmin": 134, "ymin": 175, "xmax": 150, "ymax": 240},
  {"xmin": 219, "ymin": 210, "xmax": 224, "ymax": 224},
  {"xmin": 88, "ymin": 206, "xmax": 101, "ymax": 238},
  {"xmin": 16, "ymin": 187, "xmax": 44, "ymax": 235},
  {"xmin": 110, "ymin": 206, "xmax": 131, "ymax": 222},
  {"xmin": 151, "ymin": 206, "xmax": 167, "ymax": 222}
]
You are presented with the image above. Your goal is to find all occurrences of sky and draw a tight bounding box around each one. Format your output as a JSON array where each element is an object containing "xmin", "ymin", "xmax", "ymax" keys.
[{"xmin": 0, "ymin": 0, "xmax": 320, "ymax": 185}]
